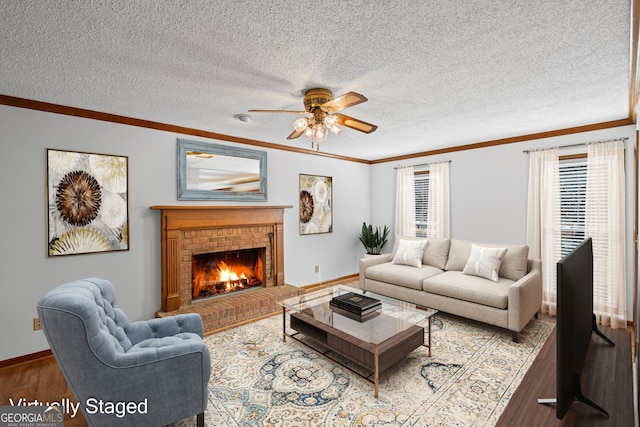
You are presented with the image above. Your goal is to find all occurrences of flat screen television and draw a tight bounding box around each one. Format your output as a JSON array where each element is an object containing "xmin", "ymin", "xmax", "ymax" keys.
[{"xmin": 541, "ymin": 237, "xmax": 615, "ymax": 419}]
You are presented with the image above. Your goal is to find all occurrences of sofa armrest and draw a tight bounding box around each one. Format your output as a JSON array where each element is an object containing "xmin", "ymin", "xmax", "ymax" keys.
[
  {"xmin": 507, "ymin": 259, "xmax": 542, "ymax": 332},
  {"xmin": 358, "ymin": 254, "xmax": 393, "ymax": 289}
]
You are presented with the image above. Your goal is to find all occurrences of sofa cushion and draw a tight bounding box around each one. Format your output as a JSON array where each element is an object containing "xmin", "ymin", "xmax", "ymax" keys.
[
  {"xmin": 497, "ymin": 244, "xmax": 529, "ymax": 281},
  {"xmin": 423, "ymin": 271, "xmax": 513, "ymax": 309},
  {"xmin": 423, "ymin": 238, "xmax": 450, "ymax": 269},
  {"xmin": 391, "ymin": 236, "xmax": 451, "ymax": 269},
  {"xmin": 392, "ymin": 239, "xmax": 428, "ymax": 268},
  {"xmin": 463, "ymin": 245, "xmax": 507, "ymax": 282},
  {"xmin": 366, "ymin": 262, "xmax": 444, "ymax": 291},
  {"xmin": 445, "ymin": 239, "xmax": 529, "ymax": 281},
  {"xmin": 444, "ymin": 239, "xmax": 473, "ymax": 271}
]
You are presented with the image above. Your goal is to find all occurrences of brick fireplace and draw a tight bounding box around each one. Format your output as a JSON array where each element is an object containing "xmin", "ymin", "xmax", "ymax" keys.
[{"xmin": 151, "ymin": 205, "xmax": 302, "ymax": 331}]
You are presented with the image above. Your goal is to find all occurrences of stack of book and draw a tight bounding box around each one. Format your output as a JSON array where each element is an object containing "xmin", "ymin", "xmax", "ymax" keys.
[{"xmin": 330, "ymin": 292, "xmax": 382, "ymax": 322}]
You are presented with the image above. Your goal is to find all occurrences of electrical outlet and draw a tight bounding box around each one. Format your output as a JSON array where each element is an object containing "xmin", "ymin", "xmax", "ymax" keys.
[
  {"xmin": 33, "ymin": 318, "xmax": 42, "ymax": 331},
  {"xmin": 315, "ymin": 265, "xmax": 320, "ymax": 273}
]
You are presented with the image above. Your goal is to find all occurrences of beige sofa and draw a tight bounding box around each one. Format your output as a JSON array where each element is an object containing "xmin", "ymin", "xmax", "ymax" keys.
[{"xmin": 358, "ymin": 237, "xmax": 542, "ymax": 342}]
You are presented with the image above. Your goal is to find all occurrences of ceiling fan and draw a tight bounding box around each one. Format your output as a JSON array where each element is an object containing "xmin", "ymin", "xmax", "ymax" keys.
[{"xmin": 249, "ymin": 88, "xmax": 377, "ymax": 150}]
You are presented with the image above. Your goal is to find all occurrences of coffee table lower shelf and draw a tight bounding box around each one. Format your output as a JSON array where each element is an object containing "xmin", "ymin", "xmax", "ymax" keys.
[{"xmin": 284, "ymin": 311, "xmax": 426, "ymax": 397}]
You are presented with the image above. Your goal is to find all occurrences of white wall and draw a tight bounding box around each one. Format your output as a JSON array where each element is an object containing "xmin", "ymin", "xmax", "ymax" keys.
[
  {"xmin": 371, "ymin": 125, "xmax": 637, "ymax": 322},
  {"xmin": 0, "ymin": 105, "xmax": 371, "ymax": 360}
]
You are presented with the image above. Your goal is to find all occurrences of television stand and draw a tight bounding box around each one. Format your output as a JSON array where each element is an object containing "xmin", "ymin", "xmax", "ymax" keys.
[
  {"xmin": 537, "ymin": 315, "xmax": 616, "ymax": 419},
  {"xmin": 592, "ymin": 314, "xmax": 615, "ymax": 347},
  {"xmin": 537, "ymin": 373, "xmax": 609, "ymax": 418}
]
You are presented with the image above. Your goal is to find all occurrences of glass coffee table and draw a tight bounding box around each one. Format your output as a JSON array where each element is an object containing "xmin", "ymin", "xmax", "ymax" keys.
[{"xmin": 277, "ymin": 285, "xmax": 437, "ymax": 397}]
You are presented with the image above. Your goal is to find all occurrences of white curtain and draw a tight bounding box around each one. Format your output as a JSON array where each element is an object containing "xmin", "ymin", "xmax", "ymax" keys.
[
  {"xmin": 395, "ymin": 166, "xmax": 416, "ymax": 236},
  {"xmin": 426, "ymin": 161, "xmax": 450, "ymax": 238},
  {"xmin": 586, "ymin": 140, "xmax": 626, "ymax": 328},
  {"xmin": 526, "ymin": 148, "xmax": 560, "ymax": 315}
]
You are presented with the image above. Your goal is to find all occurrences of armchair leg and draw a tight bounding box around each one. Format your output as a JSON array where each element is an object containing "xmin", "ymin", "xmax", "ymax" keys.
[
  {"xmin": 197, "ymin": 412, "xmax": 204, "ymax": 427},
  {"xmin": 512, "ymin": 331, "xmax": 519, "ymax": 343}
]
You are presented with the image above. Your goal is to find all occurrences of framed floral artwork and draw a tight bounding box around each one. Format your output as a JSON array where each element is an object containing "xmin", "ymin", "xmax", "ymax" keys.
[
  {"xmin": 47, "ymin": 149, "xmax": 129, "ymax": 256},
  {"xmin": 299, "ymin": 174, "xmax": 332, "ymax": 235}
]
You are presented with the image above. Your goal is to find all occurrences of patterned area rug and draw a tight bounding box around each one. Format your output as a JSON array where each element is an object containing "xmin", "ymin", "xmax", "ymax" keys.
[{"xmin": 173, "ymin": 312, "xmax": 552, "ymax": 427}]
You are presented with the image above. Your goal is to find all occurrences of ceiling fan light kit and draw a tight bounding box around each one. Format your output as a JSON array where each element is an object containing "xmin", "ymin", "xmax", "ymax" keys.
[{"xmin": 249, "ymin": 87, "xmax": 377, "ymax": 151}]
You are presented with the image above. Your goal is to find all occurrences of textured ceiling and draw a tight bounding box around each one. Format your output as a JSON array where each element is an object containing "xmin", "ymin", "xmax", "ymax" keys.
[{"xmin": 0, "ymin": 1, "xmax": 632, "ymax": 161}]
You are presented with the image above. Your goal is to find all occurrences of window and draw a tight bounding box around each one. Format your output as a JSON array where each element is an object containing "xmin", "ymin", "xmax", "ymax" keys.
[
  {"xmin": 414, "ymin": 171, "xmax": 429, "ymax": 237},
  {"xmin": 559, "ymin": 156, "xmax": 587, "ymax": 257}
]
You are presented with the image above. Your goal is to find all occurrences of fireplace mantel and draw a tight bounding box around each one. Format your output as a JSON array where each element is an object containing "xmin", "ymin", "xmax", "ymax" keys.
[{"xmin": 151, "ymin": 205, "xmax": 292, "ymax": 312}]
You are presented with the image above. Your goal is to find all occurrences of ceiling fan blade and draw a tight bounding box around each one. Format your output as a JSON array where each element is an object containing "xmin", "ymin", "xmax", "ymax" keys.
[
  {"xmin": 337, "ymin": 114, "xmax": 377, "ymax": 134},
  {"xmin": 322, "ymin": 92, "xmax": 368, "ymax": 112},
  {"xmin": 248, "ymin": 109, "xmax": 307, "ymax": 114},
  {"xmin": 287, "ymin": 129, "xmax": 304, "ymax": 139}
]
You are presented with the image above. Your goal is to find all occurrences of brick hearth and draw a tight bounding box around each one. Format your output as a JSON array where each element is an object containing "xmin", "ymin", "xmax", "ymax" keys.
[
  {"xmin": 156, "ymin": 284, "xmax": 303, "ymax": 333},
  {"xmin": 157, "ymin": 279, "xmax": 355, "ymax": 333}
]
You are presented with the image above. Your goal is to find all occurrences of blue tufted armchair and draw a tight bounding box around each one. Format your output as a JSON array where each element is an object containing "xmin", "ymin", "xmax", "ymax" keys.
[{"xmin": 37, "ymin": 278, "xmax": 211, "ymax": 427}]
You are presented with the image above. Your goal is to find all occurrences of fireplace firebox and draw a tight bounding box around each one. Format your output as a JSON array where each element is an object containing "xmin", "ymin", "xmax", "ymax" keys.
[{"xmin": 192, "ymin": 247, "xmax": 265, "ymax": 300}]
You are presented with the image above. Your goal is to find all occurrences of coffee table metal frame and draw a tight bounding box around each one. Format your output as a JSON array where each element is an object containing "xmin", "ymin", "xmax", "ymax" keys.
[{"xmin": 278, "ymin": 285, "xmax": 437, "ymax": 397}]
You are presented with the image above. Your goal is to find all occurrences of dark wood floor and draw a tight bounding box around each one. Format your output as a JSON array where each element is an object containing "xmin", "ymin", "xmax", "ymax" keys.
[{"xmin": 496, "ymin": 326, "xmax": 635, "ymax": 427}]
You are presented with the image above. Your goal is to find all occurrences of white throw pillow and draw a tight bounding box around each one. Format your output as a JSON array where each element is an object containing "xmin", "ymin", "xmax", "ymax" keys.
[
  {"xmin": 392, "ymin": 239, "xmax": 428, "ymax": 268},
  {"xmin": 463, "ymin": 245, "xmax": 508, "ymax": 282}
]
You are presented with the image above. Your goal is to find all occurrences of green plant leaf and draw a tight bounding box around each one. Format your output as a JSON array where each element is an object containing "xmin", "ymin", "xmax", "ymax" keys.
[{"xmin": 358, "ymin": 222, "xmax": 390, "ymax": 255}]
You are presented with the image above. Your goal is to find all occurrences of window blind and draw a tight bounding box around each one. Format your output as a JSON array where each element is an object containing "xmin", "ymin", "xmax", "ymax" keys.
[
  {"xmin": 559, "ymin": 158, "xmax": 587, "ymax": 257},
  {"xmin": 414, "ymin": 172, "xmax": 429, "ymax": 237}
]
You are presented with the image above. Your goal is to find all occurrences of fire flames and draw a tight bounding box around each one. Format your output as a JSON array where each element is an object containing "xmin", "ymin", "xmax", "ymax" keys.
[
  {"xmin": 192, "ymin": 251, "xmax": 264, "ymax": 300},
  {"xmin": 217, "ymin": 261, "xmax": 247, "ymax": 283}
]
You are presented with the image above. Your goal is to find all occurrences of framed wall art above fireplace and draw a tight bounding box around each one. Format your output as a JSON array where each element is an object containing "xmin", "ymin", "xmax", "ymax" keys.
[
  {"xmin": 177, "ymin": 138, "xmax": 267, "ymax": 201},
  {"xmin": 47, "ymin": 148, "xmax": 129, "ymax": 256}
]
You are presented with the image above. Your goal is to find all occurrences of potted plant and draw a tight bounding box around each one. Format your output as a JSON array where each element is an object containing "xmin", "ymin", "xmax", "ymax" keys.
[{"xmin": 358, "ymin": 222, "xmax": 390, "ymax": 255}]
